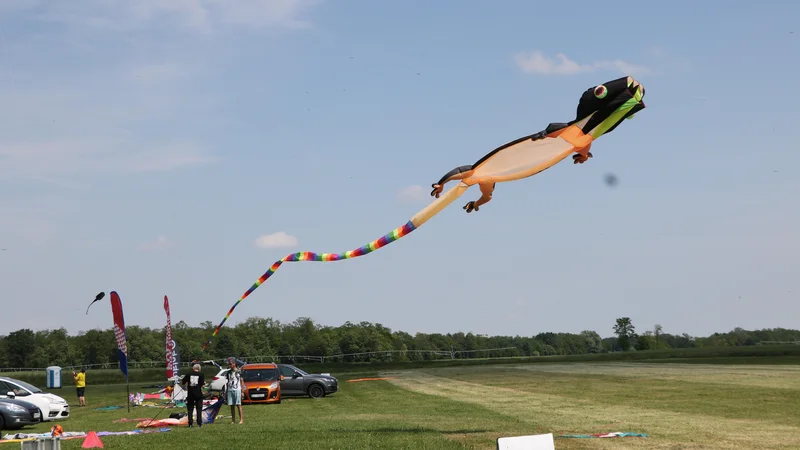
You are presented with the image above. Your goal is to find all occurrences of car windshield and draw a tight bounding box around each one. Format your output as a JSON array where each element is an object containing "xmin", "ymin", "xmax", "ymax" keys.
[
  {"xmin": 242, "ymin": 368, "xmax": 278, "ymax": 382},
  {"xmin": 5, "ymin": 379, "xmax": 42, "ymax": 394},
  {"xmin": 294, "ymin": 367, "xmax": 309, "ymax": 376}
]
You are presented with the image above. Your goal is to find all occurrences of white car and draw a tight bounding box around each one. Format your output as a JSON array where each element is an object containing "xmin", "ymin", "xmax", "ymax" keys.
[
  {"xmin": 0, "ymin": 377, "xmax": 69, "ymax": 422},
  {"xmin": 202, "ymin": 359, "xmax": 250, "ymax": 394},
  {"xmin": 201, "ymin": 360, "xmax": 230, "ymax": 393}
]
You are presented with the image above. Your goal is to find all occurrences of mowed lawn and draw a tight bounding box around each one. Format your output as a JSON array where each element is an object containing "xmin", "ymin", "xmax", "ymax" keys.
[{"xmin": 7, "ymin": 362, "xmax": 800, "ymax": 449}]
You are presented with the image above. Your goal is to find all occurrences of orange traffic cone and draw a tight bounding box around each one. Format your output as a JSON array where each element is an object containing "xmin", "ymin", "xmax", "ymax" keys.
[{"xmin": 82, "ymin": 431, "xmax": 104, "ymax": 448}]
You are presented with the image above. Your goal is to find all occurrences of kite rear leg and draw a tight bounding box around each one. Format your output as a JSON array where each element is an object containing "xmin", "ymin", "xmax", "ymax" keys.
[
  {"xmin": 463, "ymin": 182, "xmax": 494, "ymax": 213},
  {"xmin": 431, "ymin": 165, "xmax": 473, "ymax": 198}
]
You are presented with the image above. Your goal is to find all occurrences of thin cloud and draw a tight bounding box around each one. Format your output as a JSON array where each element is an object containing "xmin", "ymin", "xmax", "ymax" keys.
[
  {"xmin": 0, "ymin": 1, "xmax": 322, "ymax": 184},
  {"xmin": 0, "ymin": 197, "xmax": 77, "ymax": 247},
  {"xmin": 128, "ymin": 62, "xmax": 189, "ymax": 85},
  {"xmin": 0, "ymin": 59, "xmax": 216, "ymax": 182},
  {"xmin": 397, "ymin": 185, "xmax": 428, "ymax": 203},
  {"xmin": 515, "ymin": 51, "xmax": 651, "ymax": 76},
  {"xmin": 140, "ymin": 235, "xmax": 175, "ymax": 251},
  {"xmin": 644, "ymin": 46, "xmax": 692, "ymax": 74},
  {"xmin": 9, "ymin": 0, "xmax": 322, "ymax": 32},
  {"xmin": 125, "ymin": 141, "xmax": 218, "ymax": 172},
  {"xmin": 0, "ymin": 138, "xmax": 217, "ymax": 178},
  {"xmin": 210, "ymin": 0, "xmax": 323, "ymax": 29},
  {"xmin": 255, "ymin": 232, "xmax": 298, "ymax": 248}
]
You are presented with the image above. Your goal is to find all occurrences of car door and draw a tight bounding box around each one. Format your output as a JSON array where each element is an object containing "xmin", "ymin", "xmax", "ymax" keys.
[
  {"xmin": 0, "ymin": 381, "xmax": 13, "ymax": 398},
  {"xmin": 279, "ymin": 365, "xmax": 304, "ymax": 395},
  {"xmin": 212, "ymin": 369, "xmax": 229, "ymax": 392}
]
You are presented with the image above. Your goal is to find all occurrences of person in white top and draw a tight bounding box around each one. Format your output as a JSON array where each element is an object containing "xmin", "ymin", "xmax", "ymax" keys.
[{"xmin": 225, "ymin": 358, "xmax": 244, "ymax": 424}]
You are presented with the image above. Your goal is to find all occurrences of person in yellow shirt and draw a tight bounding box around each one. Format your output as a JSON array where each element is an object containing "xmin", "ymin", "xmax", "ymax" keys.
[{"xmin": 73, "ymin": 368, "xmax": 86, "ymax": 407}]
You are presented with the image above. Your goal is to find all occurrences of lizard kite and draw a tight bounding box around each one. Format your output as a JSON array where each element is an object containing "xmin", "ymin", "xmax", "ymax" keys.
[{"xmin": 430, "ymin": 75, "xmax": 646, "ymax": 212}]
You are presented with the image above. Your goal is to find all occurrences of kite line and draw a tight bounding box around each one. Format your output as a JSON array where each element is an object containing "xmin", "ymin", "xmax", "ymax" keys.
[{"xmin": 201, "ymin": 181, "xmax": 470, "ymax": 351}]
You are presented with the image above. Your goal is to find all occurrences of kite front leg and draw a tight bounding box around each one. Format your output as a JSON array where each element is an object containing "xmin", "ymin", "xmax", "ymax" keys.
[
  {"xmin": 431, "ymin": 165, "xmax": 473, "ymax": 198},
  {"xmin": 463, "ymin": 182, "xmax": 494, "ymax": 213},
  {"xmin": 572, "ymin": 143, "xmax": 594, "ymax": 164}
]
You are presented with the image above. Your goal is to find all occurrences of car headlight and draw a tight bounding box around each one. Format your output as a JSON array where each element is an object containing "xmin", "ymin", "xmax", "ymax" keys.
[
  {"xmin": 269, "ymin": 382, "xmax": 279, "ymax": 390},
  {"xmin": 5, "ymin": 404, "xmax": 26, "ymax": 413}
]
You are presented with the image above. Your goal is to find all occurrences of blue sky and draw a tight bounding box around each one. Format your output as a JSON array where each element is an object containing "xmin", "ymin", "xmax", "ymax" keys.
[{"xmin": 1, "ymin": 1, "xmax": 798, "ymax": 341}]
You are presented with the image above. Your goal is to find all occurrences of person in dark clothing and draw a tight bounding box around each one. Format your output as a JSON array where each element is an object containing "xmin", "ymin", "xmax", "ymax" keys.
[{"xmin": 181, "ymin": 363, "xmax": 206, "ymax": 428}]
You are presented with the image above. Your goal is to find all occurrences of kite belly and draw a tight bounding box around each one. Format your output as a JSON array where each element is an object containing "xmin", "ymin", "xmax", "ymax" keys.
[{"xmin": 464, "ymin": 135, "xmax": 577, "ymax": 186}]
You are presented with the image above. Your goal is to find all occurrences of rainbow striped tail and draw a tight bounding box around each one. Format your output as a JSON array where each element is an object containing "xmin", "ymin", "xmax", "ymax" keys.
[
  {"xmin": 202, "ymin": 181, "xmax": 469, "ymax": 351},
  {"xmin": 201, "ymin": 221, "xmax": 417, "ymax": 350}
]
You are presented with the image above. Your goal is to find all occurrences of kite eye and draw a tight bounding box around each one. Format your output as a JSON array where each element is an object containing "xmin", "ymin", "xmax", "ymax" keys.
[{"xmin": 594, "ymin": 85, "xmax": 607, "ymax": 99}]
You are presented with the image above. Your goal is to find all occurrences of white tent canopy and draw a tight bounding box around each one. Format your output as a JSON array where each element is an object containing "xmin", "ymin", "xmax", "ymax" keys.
[{"xmin": 171, "ymin": 381, "xmax": 186, "ymax": 402}]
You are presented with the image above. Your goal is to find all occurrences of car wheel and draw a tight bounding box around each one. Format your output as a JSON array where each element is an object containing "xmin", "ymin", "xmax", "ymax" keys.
[
  {"xmin": 307, "ymin": 384, "xmax": 325, "ymax": 399},
  {"xmin": 0, "ymin": 414, "xmax": 5, "ymax": 432}
]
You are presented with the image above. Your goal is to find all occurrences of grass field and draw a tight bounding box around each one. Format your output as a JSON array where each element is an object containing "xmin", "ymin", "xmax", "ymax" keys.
[{"xmin": 4, "ymin": 362, "xmax": 800, "ymax": 449}]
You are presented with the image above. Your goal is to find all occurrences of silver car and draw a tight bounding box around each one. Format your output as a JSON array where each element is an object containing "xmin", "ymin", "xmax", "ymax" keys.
[{"xmin": 277, "ymin": 364, "xmax": 338, "ymax": 398}]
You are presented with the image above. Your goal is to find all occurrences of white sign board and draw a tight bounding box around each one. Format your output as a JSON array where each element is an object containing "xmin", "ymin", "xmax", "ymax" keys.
[{"xmin": 497, "ymin": 433, "xmax": 555, "ymax": 450}]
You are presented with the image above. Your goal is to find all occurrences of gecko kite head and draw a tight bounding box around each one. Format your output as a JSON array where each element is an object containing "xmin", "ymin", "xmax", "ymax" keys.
[{"xmin": 575, "ymin": 75, "xmax": 646, "ymax": 139}]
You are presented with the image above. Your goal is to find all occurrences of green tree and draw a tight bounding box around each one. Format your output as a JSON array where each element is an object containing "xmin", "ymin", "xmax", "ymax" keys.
[
  {"xmin": 5, "ymin": 329, "xmax": 36, "ymax": 367},
  {"xmin": 635, "ymin": 331, "xmax": 654, "ymax": 350},
  {"xmin": 613, "ymin": 317, "xmax": 635, "ymax": 351},
  {"xmin": 653, "ymin": 324, "xmax": 663, "ymax": 348},
  {"xmin": 8, "ymin": 314, "xmax": 800, "ymax": 371},
  {"xmin": 580, "ymin": 330, "xmax": 603, "ymax": 352}
]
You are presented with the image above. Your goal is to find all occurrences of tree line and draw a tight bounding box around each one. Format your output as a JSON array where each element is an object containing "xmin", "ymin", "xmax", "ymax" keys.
[{"xmin": 1, "ymin": 316, "xmax": 799, "ymax": 370}]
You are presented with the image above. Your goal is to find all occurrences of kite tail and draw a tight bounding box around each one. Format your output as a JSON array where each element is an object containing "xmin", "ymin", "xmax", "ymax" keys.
[
  {"xmin": 201, "ymin": 181, "xmax": 469, "ymax": 351},
  {"xmin": 201, "ymin": 221, "xmax": 416, "ymax": 350}
]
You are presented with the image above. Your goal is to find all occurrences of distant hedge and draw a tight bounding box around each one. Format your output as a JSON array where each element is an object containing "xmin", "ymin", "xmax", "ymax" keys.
[{"xmin": 3, "ymin": 344, "xmax": 799, "ymax": 388}]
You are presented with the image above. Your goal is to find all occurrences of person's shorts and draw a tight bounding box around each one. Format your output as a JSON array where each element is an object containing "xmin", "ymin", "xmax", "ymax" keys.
[
  {"xmin": 226, "ymin": 388, "xmax": 241, "ymax": 405},
  {"xmin": 76, "ymin": 387, "xmax": 85, "ymax": 397}
]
